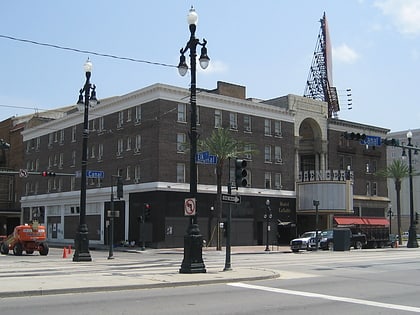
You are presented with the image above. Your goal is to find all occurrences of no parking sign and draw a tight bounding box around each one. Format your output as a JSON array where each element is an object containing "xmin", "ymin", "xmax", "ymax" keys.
[{"xmin": 184, "ymin": 198, "xmax": 196, "ymax": 216}]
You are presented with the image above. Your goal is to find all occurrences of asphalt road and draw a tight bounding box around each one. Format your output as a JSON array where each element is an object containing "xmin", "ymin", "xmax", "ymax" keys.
[{"xmin": 1, "ymin": 248, "xmax": 420, "ymax": 314}]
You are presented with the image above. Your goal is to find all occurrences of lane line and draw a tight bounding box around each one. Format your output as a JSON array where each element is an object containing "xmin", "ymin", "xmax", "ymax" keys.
[{"xmin": 228, "ymin": 282, "xmax": 420, "ymax": 313}]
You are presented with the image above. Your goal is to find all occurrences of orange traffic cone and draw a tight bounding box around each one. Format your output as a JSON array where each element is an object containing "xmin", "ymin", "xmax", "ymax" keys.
[
  {"xmin": 67, "ymin": 245, "xmax": 72, "ymax": 255},
  {"xmin": 62, "ymin": 247, "xmax": 68, "ymax": 258}
]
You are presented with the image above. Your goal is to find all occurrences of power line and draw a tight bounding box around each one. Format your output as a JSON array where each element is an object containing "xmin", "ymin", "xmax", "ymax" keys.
[{"xmin": 0, "ymin": 34, "xmax": 177, "ymax": 69}]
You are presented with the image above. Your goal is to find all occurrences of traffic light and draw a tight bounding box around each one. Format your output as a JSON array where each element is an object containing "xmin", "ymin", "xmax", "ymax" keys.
[
  {"xmin": 116, "ymin": 177, "xmax": 123, "ymax": 199},
  {"xmin": 415, "ymin": 212, "xmax": 419, "ymax": 225},
  {"xmin": 235, "ymin": 159, "xmax": 247, "ymax": 189},
  {"xmin": 382, "ymin": 138, "xmax": 400, "ymax": 146},
  {"xmin": 41, "ymin": 171, "xmax": 56, "ymax": 177},
  {"xmin": 343, "ymin": 132, "xmax": 366, "ymax": 141},
  {"xmin": 144, "ymin": 203, "xmax": 151, "ymax": 221}
]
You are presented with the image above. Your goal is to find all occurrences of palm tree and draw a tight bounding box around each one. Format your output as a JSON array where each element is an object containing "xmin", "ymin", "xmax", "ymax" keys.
[
  {"xmin": 198, "ymin": 128, "xmax": 254, "ymax": 250},
  {"xmin": 376, "ymin": 159, "xmax": 409, "ymax": 245}
]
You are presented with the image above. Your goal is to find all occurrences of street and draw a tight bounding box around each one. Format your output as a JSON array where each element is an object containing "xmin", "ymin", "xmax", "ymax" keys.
[{"xmin": 1, "ymin": 247, "xmax": 420, "ymax": 314}]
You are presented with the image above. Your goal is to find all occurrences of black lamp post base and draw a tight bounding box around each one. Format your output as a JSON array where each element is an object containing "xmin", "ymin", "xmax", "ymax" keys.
[
  {"xmin": 407, "ymin": 225, "xmax": 419, "ymax": 248},
  {"xmin": 179, "ymin": 223, "xmax": 206, "ymax": 274},
  {"xmin": 73, "ymin": 227, "xmax": 92, "ymax": 262}
]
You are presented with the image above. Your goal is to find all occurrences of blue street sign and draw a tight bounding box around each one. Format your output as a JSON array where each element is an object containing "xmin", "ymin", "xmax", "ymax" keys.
[
  {"xmin": 196, "ymin": 151, "xmax": 209, "ymax": 161},
  {"xmin": 86, "ymin": 170, "xmax": 105, "ymax": 179},
  {"xmin": 196, "ymin": 151, "xmax": 218, "ymax": 164},
  {"xmin": 361, "ymin": 136, "xmax": 381, "ymax": 147}
]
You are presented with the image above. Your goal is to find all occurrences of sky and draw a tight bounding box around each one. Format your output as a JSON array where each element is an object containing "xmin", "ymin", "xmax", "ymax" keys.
[{"xmin": 0, "ymin": 0, "xmax": 419, "ymax": 133}]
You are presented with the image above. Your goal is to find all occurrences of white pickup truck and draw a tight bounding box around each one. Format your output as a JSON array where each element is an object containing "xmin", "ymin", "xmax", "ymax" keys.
[{"xmin": 290, "ymin": 231, "xmax": 318, "ymax": 252}]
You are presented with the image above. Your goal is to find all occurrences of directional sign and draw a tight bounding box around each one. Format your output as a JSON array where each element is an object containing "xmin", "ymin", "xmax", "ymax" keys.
[
  {"xmin": 19, "ymin": 169, "xmax": 28, "ymax": 178},
  {"xmin": 196, "ymin": 151, "xmax": 218, "ymax": 164},
  {"xmin": 222, "ymin": 194, "xmax": 241, "ymax": 204},
  {"xmin": 361, "ymin": 136, "xmax": 381, "ymax": 147},
  {"xmin": 86, "ymin": 170, "xmax": 105, "ymax": 179}
]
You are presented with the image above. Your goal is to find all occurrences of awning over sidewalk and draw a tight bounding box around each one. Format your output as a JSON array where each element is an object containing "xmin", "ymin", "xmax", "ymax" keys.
[{"xmin": 334, "ymin": 216, "xmax": 389, "ymax": 226}]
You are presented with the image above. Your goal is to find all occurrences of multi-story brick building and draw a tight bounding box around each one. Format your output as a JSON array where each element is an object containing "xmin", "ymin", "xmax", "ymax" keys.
[{"xmin": 19, "ymin": 81, "xmax": 389, "ymax": 247}]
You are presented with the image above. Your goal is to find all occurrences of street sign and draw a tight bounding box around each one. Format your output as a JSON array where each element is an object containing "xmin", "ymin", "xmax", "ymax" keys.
[
  {"xmin": 184, "ymin": 198, "xmax": 196, "ymax": 216},
  {"xmin": 222, "ymin": 194, "xmax": 241, "ymax": 204},
  {"xmin": 361, "ymin": 136, "xmax": 381, "ymax": 146},
  {"xmin": 86, "ymin": 170, "xmax": 105, "ymax": 179},
  {"xmin": 196, "ymin": 151, "xmax": 218, "ymax": 164},
  {"xmin": 19, "ymin": 169, "xmax": 28, "ymax": 178}
]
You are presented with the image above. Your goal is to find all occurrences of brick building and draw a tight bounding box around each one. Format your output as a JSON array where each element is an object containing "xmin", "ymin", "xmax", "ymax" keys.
[{"xmin": 18, "ymin": 81, "xmax": 389, "ymax": 247}]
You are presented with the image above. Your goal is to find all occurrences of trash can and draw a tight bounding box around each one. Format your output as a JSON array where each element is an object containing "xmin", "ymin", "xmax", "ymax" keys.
[{"xmin": 333, "ymin": 228, "xmax": 351, "ymax": 251}]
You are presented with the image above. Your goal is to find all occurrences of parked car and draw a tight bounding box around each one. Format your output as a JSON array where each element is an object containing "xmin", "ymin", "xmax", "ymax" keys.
[
  {"xmin": 290, "ymin": 231, "xmax": 319, "ymax": 252},
  {"xmin": 319, "ymin": 229, "xmax": 334, "ymax": 250}
]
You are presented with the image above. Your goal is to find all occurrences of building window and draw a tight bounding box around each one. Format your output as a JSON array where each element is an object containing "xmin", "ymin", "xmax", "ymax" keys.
[
  {"xmin": 275, "ymin": 146, "xmax": 282, "ymax": 163},
  {"xmin": 244, "ymin": 115, "xmax": 251, "ymax": 132},
  {"xmin": 339, "ymin": 155, "xmax": 352, "ymax": 170},
  {"xmin": 264, "ymin": 119, "xmax": 271, "ymax": 136},
  {"xmin": 71, "ymin": 151, "xmax": 76, "ymax": 166},
  {"xmin": 178, "ymin": 103, "xmax": 187, "ymax": 123},
  {"xmin": 126, "ymin": 108, "xmax": 132, "ymax": 122},
  {"xmin": 70, "ymin": 177, "xmax": 76, "ymax": 191},
  {"xmin": 229, "ymin": 112, "xmax": 238, "ymax": 130},
  {"xmin": 177, "ymin": 133, "xmax": 186, "ymax": 153},
  {"xmin": 117, "ymin": 111, "xmax": 124, "ymax": 128},
  {"xmin": 365, "ymin": 160, "xmax": 377, "ymax": 174},
  {"xmin": 98, "ymin": 117, "xmax": 105, "ymax": 132},
  {"xmin": 98, "ymin": 144, "xmax": 103, "ymax": 161},
  {"xmin": 274, "ymin": 121, "xmax": 282, "ymax": 137},
  {"xmin": 135, "ymin": 105, "xmax": 142, "ymax": 123},
  {"xmin": 264, "ymin": 172, "xmax": 272, "ymax": 189},
  {"xmin": 372, "ymin": 182, "xmax": 377, "ymax": 196},
  {"xmin": 48, "ymin": 133, "xmax": 53, "ymax": 147},
  {"xmin": 134, "ymin": 135, "xmax": 141, "ymax": 153},
  {"xmin": 35, "ymin": 137, "xmax": 40, "ymax": 150},
  {"xmin": 274, "ymin": 173, "xmax": 282, "ymax": 190},
  {"xmin": 366, "ymin": 181, "xmax": 371, "ymax": 196},
  {"xmin": 244, "ymin": 144, "xmax": 252, "ymax": 160},
  {"xmin": 59, "ymin": 153, "xmax": 64, "ymax": 169},
  {"xmin": 264, "ymin": 145, "xmax": 272, "ymax": 162},
  {"xmin": 90, "ymin": 145, "xmax": 95, "ymax": 158},
  {"xmin": 89, "ymin": 119, "xmax": 96, "ymax": 132},
  {"xmin": 214, "ymin": 110, "xmax": 222, "ymax": 128},
  {"xmin": 246, "ymin": 170, "xmax": 252, "ymax": 187},
  {"xmin": 126, "ymin": 166, "xmax": 131, "ymax": 180},
  {"xmin": 134, "ymin": 165, "xmax": 141, "ymax": 183},
  {"xmin": 126, "ymin": 137, "xmax": 132, "ymax": 151},
  {"xmin": 71, "ymin": 126, "xmax": 77, "ymax": 142},
  {"xmin": 117, "ymin": 138, "xmax": 124, "ymax": 156},
  {"xmin": 177, "ymin": 163, "xmax": 185, "ymax": 183}
]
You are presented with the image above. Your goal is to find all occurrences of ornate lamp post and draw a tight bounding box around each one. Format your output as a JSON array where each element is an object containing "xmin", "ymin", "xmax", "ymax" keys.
[
  {"xmin": 264, "ymin": 199, "xmax": 272, "ymax": 252},
  {"xmin": 405, "ymin": 131, "xmax": 418, "ymax": 248},
  {"xmin": 178, "ymin": 6, "xmax": 210, "ymax": 274},
  {"xmin": 73, "ymin": 59, "xmax": 98, "ymax": 262}
]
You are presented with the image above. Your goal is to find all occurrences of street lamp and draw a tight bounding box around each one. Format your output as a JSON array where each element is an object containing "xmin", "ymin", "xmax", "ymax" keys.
[
  {"xmin": 178, "ymin": 6, "xmax": 210, "ymax": 274},
  {"xmin": 405, "ymin": 131, "xmax": 418, "ymax": 248},
  {"xmin": 388, "ymin": 205, "xmax": 393, "ymax": 235},
  {"xmin": 264, "ymin": 199, "xmax": 272, "ymax": 252},
  {"xmin": 73, "ymin": 59, "xmax": 98, "ymax": 262},
  {"xmin": 313, "ymin": 200, "xmax": 320, "ymax": 251}
]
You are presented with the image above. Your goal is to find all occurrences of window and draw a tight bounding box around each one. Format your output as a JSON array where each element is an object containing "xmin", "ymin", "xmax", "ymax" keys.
[
  {"xmin": 89, "ymin": 119, "xmax": 96, "ymax": 132},
  {"xmin": 48, "ymin": 133, "xmax": 53, "ymax": 147},
  {"xmin": 178, "ymin": 103, "xmax": 187, "ymax": 122},
  {"xmin": 126, "ymin": 108, "xmax": 132, "ymax": 122},
  {"xmin": 275, "ymin": 146, "xmax": 282, "ymax": 163},
  {"xmin": 264, "ymin": 172, "xmax": 272, "ymax": 189},
  {"xmin": 48, "ymin": 156, "xmax": 53, "ymax": 168},
  {"xmin": 214, "ymin": 110, "xmax": 222, "ymax": 128},
  {"xmin": 365, "ymin": 160, "xmax": 377, "ymax": 174},
  {"xmin": 244, "ymin": 144, "xmax": 252, "ymax": 160},
  {"xmin": 71, "ymin": 126, "xmax": 77, "ymax": 142},
  {"xmin": 229, "ymin": 112, "xmax": 238, "ymax": 130},
  {"xmin": 264, "ymin": 119, "xmax": 272, "ymax": 136},
  {"xmin": 244, "ymin": 115, "xmax": 251, "ymax": 132},
  {"xmin": 117, "ymin": 138, "xmax": 124, "ymax": 156},
  {"xmin": 35, "ymin": 137, "xmax": 40, "ymax": 150},
  {"xmin": 177, "ymin": 163, "xmax": 185, "ymax": 183},
  {"xmin": 90, "ymin": 145, "xmax": 96, "ymax": 158},
  {"xmin": 177, "ymin": 133, "xmax": 186, "ymax": 153},
  {"xmin": 126, "ymin": 137, "xmax": 132, "ymax": 151},
  {"xmin": 71, "ymin": 151, "xmax": 76, "ymax": 166},
  {"xmin": 98, "ymin": 144, "xmax": 103, "ymax": 161},
  {"xmin": 98, "ymin": 117, "xmax": 105, "ymax": 132},
  {"xmin": 59, "ymin": 153, "xmax": 64, "ymax": 168},
  {"xmin": 366, "ymin": 181, "xmax": 371, "ymax": 196},
  {"xmin": 134, "ymin": 165, "xmax": 141, "ymax": 183},
  {"xmin": 264, "ymin": 145, "xmax": 272, "ymax": 162},
  {"xmin": 274, "ymin": 173, "xmax": 282, "ymax": 190},
  {"xmin": 274, "ymin": 121, "xmax": 282, "ymax": 137},
  {"xmin": 135, "ymin": 105, "xmax": 142, "ymax": 123},
  {"xmin": 70, "ymin": 177, "xmax": 76, "ymax": 191},
  {"xmin": 135, "ymin": 135, "xmax": 141, "ymax": 153},
  {"xmin": 339, "ymin": 155, "xmax": 352, "ymax": 170},
  {"xmin": 126, "ymin": 166, "xmax": 131, "ymax": 180},
  {"xmin": 372, "ymin": 182, "xmax": 377, "ymax": 196},
  {"xmin": 117, "ymin": 111, "xmax": 124, "ymax": 128},
  {"xmin": 246, "ymin": 170, "xmax": 252, "ymax": 187}
]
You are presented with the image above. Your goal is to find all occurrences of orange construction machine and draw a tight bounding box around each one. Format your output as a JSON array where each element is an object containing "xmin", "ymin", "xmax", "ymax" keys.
[{"xmin": 0, "ymin": 221, "xmax": 49, "ymax": 256}]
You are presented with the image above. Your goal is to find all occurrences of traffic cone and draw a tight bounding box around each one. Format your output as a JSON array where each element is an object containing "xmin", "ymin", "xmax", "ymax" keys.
[
  {"xmin": 62, "ymin": 247, "xmax": 68, "ymax": 258},
  {"xmin": 67, "ymin": 245, "xmax": 72, "ymax": 255}
]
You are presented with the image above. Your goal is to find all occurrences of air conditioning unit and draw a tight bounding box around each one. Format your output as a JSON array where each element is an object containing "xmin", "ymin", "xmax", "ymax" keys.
[
  {"xmin": 134, "ymin": 178, "xmax": 140, "ymax": 184},
  {"xmin": 116, "ymin": 151, "xmax": 122, "ymax": 157},
  {"xmin": 134, "ymin": 148, "xmax": 141, "ymax": 154},
  {"xmin": 244, "ymin": 126, "xmax": 251, "ymax": 132},
  {"xmin": 276, "ymin": 158, "xmax": 283, "ymax": 163},
  {"xmin": 275, "ymin": 132, "xmax": 282, "ymax": 137}
]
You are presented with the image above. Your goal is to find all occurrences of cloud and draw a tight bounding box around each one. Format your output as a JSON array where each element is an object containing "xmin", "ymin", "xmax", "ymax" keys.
[
  {"xmin": 332, "ymin": 44, "xmax": 360, "ymax": 64},
  {"xmin": 198, "ymin": 59, "xmax": 228, "ymax": 74},
  {"xmin": 374, "ymin": 0, "xmax": 420, "ymax": 35}
]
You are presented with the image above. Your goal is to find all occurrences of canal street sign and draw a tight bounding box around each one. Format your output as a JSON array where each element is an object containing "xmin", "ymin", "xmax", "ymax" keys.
[
  {"xmin": 361, "ymin": 135, "xmax": 381, "ymax": 146},
  {"xmin": 196, "ymin": 151, "xmax": 218, "ymax": 164},
  {"xmin": 222, "ymin": 194, "xmax": 241, "ymax": 204}
]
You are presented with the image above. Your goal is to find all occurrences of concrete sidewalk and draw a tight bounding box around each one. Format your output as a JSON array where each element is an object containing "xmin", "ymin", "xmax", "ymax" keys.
[{"xmin": 0, "ymin": 246, "xmax": 285, "ymax": 297}]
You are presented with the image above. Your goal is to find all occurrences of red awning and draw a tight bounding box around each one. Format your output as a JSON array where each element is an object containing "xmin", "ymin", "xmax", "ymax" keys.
[{"xmin": 334, "ymin": 216, "xmax": 389, "ymax": 227}]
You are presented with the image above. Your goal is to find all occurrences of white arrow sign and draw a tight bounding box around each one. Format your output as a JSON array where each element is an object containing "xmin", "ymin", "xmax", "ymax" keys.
[{"xmin": 222, "ymin": 194, "xmax": 241, "ymax": 204}]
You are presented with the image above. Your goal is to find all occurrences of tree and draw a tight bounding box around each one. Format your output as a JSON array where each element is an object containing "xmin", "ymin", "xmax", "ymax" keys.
[
  {"xmin": 376, "ymin": 159, "xmax": 409, "ymax": 245},
  {"xmin": 198, "ymin": 128, "xmax": 254, "ymax": 250}
]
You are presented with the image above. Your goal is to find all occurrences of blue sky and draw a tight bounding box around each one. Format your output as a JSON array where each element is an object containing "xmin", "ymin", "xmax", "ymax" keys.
[{"xmin": 0, "ymin": 0, "xmax": 419, "ymax": 133}]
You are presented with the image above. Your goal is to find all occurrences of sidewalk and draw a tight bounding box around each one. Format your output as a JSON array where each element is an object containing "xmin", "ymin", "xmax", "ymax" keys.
[{"xmin": 0, "ymin": 246, "xmax": 285, "ymax": 297}]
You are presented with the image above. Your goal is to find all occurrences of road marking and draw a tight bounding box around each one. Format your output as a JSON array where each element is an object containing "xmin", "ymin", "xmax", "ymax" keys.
[{"xmin": 228, "ymin": 282, "xmax": 420, "ymax": 313}]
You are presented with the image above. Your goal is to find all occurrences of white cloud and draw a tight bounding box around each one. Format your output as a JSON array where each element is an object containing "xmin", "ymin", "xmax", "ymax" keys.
[
  {"xmin": 332, "ymin": 44, "xmax": 360, "ymax": 64},
  {"xmin": 198, "ymin": 59, "xmax": 228, "ymax": 74},
  {"xmin": 374, "ymin": 0, "xmax": 420, "ymax": 35}
]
